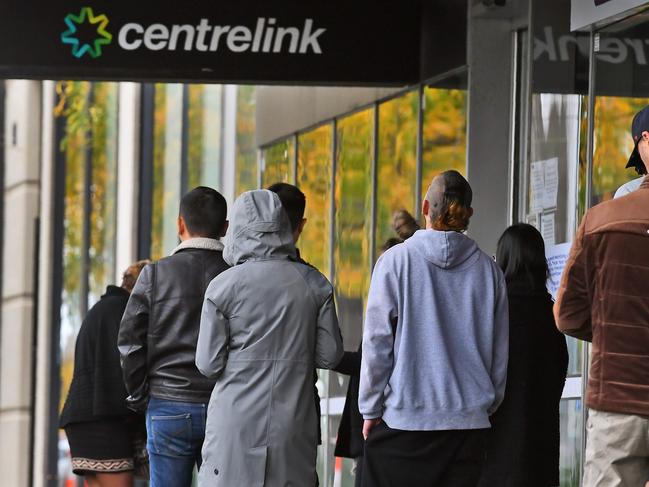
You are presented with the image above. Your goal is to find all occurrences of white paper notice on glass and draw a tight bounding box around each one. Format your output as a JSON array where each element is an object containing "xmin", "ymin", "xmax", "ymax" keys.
[
  {"xmin": 541, "ymin": 213, "xmax": 556, "ymax": 246},
  {"xmin": 542, "ymin": 157, "xmax": 559, "ymax": 209},
  {"xmin": 529, "ymin": 161, "xmax": 545, "ymax": 213},
  {"xmin": 546, "ymin": 241, "xmax": 572, "ymax": 300}
]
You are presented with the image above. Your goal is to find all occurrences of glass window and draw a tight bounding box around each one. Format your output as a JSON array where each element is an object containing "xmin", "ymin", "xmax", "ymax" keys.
[
  {"xmin": 235, "ymin": 85, "xmax": 258, "ymax": 195},
  {"xmin": 55, "ymin": 82, "xmax": 120, "ymax": 487},
  {"xmin": 529, "ymin": 0, "xmax": 592, "ymax": 381},
  {"xmin": 559, "ymin": 399, "xmax": 584, "ymax": 487},
  {"xmin": 528, "ymin": 94, "xmax": 587, "ymax": 377},
  {"xmin": 297, "ymin": 125, "xmax": 335, "ymax": 486},
  {"xmin": 527, "ymin": 95, "xmax": 586, "ymax": 247},
  {"xmin": 297, "ymin": 125, "xmax": 333, "ymax": 275},
  {"xmin": 375, "ymin": 91, "xmax": 418, "ymax": 256},
  {"xmin": 592, "ymin": 96, "xmax": 649, "ymax": 204},
  {"xmin": 187, "ymin": 84, "xmax": 223, "ymax": 190},
  {"xmin": 334, "ymin": 109, "xmax": 373, "ymax": 357},
  {"xmin": 592, "ymin": 18, "xmax": 649, "ymax": 205},
  {"xmin": 58, "ymin": 81, "xmax": 91, "ymax": 415},
  {"xmin": 262, "ymin": 138, "xmax": 295, "ymax": 188},
  {"xmin": 421, "ymin": 85, "xmax": 467, "ymax": 199},
  {"xmin": 151, "ymin": 83, "xmax": 183, "ymax": 260},
  {"xmin": 88, "ymin": 83, "xmax": 119, "ymax": 307}
]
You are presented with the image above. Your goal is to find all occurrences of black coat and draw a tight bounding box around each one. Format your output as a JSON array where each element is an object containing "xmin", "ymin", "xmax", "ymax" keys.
[
  {"xmin": 119, "ymin": 246, "xmax": 230, "ymax": 410},
  {"xmin": 334, "ymin": 345, "xmax": 363, "ymax": 459},
  {"xmin": 60, "ymin": 286, "xmax": 132, "ymax": 427},
  {"xmin": 479, "ymin": 282, "xmax": 568, "ymax": 487}
]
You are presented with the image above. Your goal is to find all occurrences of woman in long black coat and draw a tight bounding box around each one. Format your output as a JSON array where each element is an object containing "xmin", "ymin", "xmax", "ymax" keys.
[{"xmin": 479, "ymin": 224, "xmax": 568, "ymax": 487}]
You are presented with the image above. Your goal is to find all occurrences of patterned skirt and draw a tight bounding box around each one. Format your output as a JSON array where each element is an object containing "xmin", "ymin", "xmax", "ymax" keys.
[{"xmin": 64, "ymin": 418, "xmax": 136, "ymax": 475}]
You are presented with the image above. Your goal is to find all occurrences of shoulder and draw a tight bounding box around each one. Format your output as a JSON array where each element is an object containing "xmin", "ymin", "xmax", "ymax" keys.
[
  {"xmin": 582, "ymin": 197, "xmax": 625, "ymax": 233},
  {"xmin": 474, "ymin": 247, "xmax": 504, "ymax": 282},
  {"xmin": 294, "ymin": 262, "xmax": 333, "ymax": 300},
  {"xmin": 375, "ymin": 241, "xmax": 409, "ymax": 269},
  {"xmin": 92, "ymin": 290, "xmax": 128, "ymax": 313}
]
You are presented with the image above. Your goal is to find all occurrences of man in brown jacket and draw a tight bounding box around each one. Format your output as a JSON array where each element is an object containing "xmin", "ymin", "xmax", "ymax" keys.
[{"xmin": 555, "ymin": 106, "xmax": 649, "ymax": 487}]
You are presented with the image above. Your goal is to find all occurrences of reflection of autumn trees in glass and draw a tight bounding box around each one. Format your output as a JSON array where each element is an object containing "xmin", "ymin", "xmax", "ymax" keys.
[
  {"xmin": 593, "ymin": 96, "xmax": 648, "ymax": 204},
  {"xmin": 54, "ymin": 81, "xmax": 118, "ymax": 411},
  {"xmin": 236, "ymin": 86, "xmax": 258, "ymax": 196},
  {"xmin": 262, "ymin": 139, "xmax": 294, "ymax": 187},
  {"xmin": 422, "ymin": 88, "xmax": 467, "ymax": 197},
  {"xmin": 187, "ymin": 85, "xmax": 222, "ymax": 190},
  {"xmin": 376, "ymin": 91, "xmax": 418, "ymax": 256},
  {"xmin": 151, "ymin": 84, "xmax": 183, "ymax": 260},
  {"xmin": 297, "ymin": 126, "xmax": 332, "ymax": 276},
  {"xmin": 335, "ymin": 110, "xmax": 373, "ymax": 304},
  {"xmin": 89, "ymin": 84, "xmax": 118, "ymax": 306}
]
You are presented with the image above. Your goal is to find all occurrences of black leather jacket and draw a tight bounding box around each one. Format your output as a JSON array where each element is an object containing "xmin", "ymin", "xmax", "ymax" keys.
[{"xmin": 118, "ymin": 241, "xmax": 230, "ymax": 410}]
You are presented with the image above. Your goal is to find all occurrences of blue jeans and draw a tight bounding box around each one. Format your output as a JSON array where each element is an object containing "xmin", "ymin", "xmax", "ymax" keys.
[{"xmin": 146, "ymin": 398, "xmax": 208, "ymax": 487}]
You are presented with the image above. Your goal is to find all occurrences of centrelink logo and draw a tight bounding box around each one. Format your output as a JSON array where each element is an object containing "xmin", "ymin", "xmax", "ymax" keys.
[
  {"xmin": 61, "ymin": 7, "xmax": 112, "ymax": 59},
  {"xmin": 61, "ymin": 9, "xmax": 326, "ymax": 59}
]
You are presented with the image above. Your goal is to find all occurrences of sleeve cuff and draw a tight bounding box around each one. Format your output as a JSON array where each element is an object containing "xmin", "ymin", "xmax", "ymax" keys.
[{"xmin": 362, "ymin": 411, "xmax": 383, "ymax": 420}]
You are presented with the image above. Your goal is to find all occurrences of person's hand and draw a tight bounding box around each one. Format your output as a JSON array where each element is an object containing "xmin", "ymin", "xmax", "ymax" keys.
[{"xmin": 363, "ymin": 418, "xmax": 382, "ymax": 440}]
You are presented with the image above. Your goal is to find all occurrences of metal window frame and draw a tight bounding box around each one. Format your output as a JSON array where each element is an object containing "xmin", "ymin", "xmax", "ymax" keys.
[
  {"xmin": 181, "ymin": 84, "xmax": 190, "ymax": 192},
  {"xmin": 369, "ymin": 104, "xmax": 379, "ymax": 269},
  {"xmin": 0, "ymin": 81, "xmax": 4, "ymax": 415},
  {"xmin": 292, "ymin": 133, "xmax": 299, "ymax": 185},
  {"xmin": 137, "ymin": 84, "xmax": 155, "ymax": 260},
  {"xmin": 415, "ymin": 85, "xmax": 424, "ymax": 218},
  {"xmin": 81, "ymin": 85, "xmax": 93, "ymax": 315},
  {"xmin": 47, "ymin": 108, "xmax": 67, "ymax": 487}
]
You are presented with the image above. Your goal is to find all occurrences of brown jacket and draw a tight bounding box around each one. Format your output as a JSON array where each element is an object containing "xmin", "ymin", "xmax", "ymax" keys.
[{"xmin": 555, "ymin": 177, "xmax": 649, "ymax": 417}]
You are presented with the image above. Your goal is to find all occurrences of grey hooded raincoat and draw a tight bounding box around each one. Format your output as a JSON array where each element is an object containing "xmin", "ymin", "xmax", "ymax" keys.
[{"xmin": 196, "ymin": 190, "xmax": 344, "ymax": 487}]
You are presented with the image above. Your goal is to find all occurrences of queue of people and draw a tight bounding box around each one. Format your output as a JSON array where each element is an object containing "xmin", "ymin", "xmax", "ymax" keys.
[{"xmin": 59, "ymin": 107, "xmax": 649, "ymax": 487}]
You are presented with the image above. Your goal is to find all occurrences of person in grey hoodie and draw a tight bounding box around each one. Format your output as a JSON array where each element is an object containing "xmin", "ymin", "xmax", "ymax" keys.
[
  {"xmin": 359, "ymin": 170, "xmax": 509, "ymax": 487},
  {"xmin": 195, "ymin": 189, "xmax": 344, "ymax": 487}
]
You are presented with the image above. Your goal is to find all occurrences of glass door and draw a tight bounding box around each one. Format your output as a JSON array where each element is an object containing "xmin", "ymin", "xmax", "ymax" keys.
[
  {"xmin": 524, "ymin": 0, "xmax": 592, "ymax": 484},
  {"xmin": 591, "ymin": 15, "xmax": 649, "ymax": 204}
]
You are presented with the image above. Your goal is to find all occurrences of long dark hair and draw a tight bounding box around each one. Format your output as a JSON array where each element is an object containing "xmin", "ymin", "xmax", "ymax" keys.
[{"xmin": 496, "ymin": 223, "xmax": 548, "ymax": 290}]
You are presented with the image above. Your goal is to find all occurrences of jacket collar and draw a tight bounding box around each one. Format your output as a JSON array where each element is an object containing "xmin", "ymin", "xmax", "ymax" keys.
[
  {"xmin": 171, "ymin": 237, "xmax": 224, "ymax": 255},
  {"xmin": 103, "ymin": 285, "xmax": 129, "ymax": 299},
  {"xmin": 641, "ymin": 176, "xmax": 649, "ymax": 190}
]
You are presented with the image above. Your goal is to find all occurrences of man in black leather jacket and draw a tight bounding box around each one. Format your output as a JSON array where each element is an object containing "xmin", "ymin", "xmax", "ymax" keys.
[{"xmin": 118, "ymin": 186, "xmax": 230, "ymax": 487}]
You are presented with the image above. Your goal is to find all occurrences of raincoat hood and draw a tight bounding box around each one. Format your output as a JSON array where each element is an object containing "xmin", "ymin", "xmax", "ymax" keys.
[
  {"xmin": 406, "ymin": 229, "xmax": 479, "ymax": 269},
  {"xmin": 223, "ymin": 190, "xmax": 296, "ymax": 266}
]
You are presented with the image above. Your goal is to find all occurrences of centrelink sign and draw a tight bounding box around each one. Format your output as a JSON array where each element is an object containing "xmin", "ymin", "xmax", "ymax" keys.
[
  {"xmin": 0, "ymin": 0, "xmax": 421, "ymax": 84},
  {"xmin": 62, "ymin": 8, "xmax": 326, "ymax": 58}
]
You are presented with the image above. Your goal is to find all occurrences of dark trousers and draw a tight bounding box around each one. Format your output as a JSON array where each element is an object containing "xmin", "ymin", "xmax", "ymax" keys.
[{"xmin": 362, "ymin": 422, "xmax": 487, "ymax": 487}]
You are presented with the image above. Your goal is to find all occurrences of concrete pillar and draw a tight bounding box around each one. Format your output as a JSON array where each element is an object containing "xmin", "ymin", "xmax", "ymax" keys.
[
  {"xmin": 0, "ymin": 80, "xmax": 42, "ymax": 487},
  {"xmin": 116, "ymin": 82, "xmax": 141, "ymax": 275},
  {"xmin": 466, "ymin": 5, "xmax": 520, "ymax": 254},
  {"xmin": 33, "ymin": 80, "xmax": 56, "ymax": 487}
]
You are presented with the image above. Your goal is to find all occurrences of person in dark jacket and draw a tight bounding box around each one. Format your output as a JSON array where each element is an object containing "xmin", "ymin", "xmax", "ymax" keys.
[
  {"xmin": 60, "ymin": 260, "xmax": 149, "ymax": 487},
  {"xmin": 118, "ymin": 187, "xmax": 230, "ymax": 487},
  {"xmin": 334, "ymin": 215, "xmax": 417, "ymax": 487},
  {"xmin": 479, "ymin": 223, "xmax": 568, "ymax": 487}
]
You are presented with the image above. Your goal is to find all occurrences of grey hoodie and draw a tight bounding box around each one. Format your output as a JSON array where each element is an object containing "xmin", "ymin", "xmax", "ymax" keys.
[
  {"xmin": 196, "ymin": 190, "xmax": 343, "ymax": 487},
  {"xmin": 359, "ymin": 229, "xmax": 509, "ymax": 431}
]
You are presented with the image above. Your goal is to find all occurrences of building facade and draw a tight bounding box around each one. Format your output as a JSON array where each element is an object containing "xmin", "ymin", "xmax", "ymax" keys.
[{"xmin": 0, "ymin": 0, "xmax": 648, "ymax": 486}]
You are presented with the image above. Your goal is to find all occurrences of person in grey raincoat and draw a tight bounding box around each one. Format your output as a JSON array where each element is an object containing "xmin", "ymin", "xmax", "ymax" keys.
[{"xmin": 196, "ymin": 189, "xmax": 344, "ymax": 487}]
